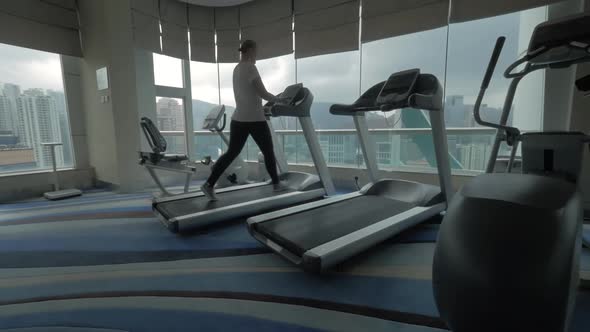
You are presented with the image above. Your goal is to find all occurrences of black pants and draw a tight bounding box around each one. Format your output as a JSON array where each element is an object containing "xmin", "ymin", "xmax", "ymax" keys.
[{"xmin": 207, "ymin": 120, "xmax": 279, "ymax": 185}]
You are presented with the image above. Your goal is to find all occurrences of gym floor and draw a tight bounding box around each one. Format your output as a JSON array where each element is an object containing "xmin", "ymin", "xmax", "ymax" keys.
[{"xmin": 0, "ymin": 188, "xmax": 589, "ymax": 331}]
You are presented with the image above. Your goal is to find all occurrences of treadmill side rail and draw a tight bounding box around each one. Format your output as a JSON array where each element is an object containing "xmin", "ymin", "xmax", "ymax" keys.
[
  {"xmin": 173, "ymin": 188, "xmax": 326, "ymax": 232},
  {"xmin": 153, "ymin": 181, "xmax": 269, "ymax": 204},
  {"xmin": 250, "ymin": 231, "xmax": 304, "ymax": 265},
  {"xmin": 154, "ymin": 205, "xmax": 178, "ymax": 232},
  {"xmin": 303, "ymin": 204, "xmax": 445, "ymax": 272}
]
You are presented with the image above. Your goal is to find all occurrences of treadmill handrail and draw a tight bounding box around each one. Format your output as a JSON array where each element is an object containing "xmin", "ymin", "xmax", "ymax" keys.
[
  {"xmin": 331, "ymin": 70, "xmax": 444, "ymax": 115},
  {"xmin": 153, "ymin": 181, "xmax": 270, "ymax": 204},
  {"xmin": 329, "ymin": 81, "xmax": 386, "ymax": 116},
  {"xmin": 330, "ymin": 104, "xmax": 382, "ymax": 115}
]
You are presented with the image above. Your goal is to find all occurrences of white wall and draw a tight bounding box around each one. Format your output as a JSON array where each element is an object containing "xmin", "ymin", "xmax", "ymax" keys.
[
  {"xmin": 61, "ymin": 55, "xmax": 90, "ymax": 169},
  {"xmin": 78, "ymin": 0, "xmax": 147, "ymax": 192},
  {"xmin": 78, "ymin": 0, "xmax": 120, "ymax": 185},
  {"xmin": 103, "ymin": 0, "xmax": 145, "ymax": 193}
]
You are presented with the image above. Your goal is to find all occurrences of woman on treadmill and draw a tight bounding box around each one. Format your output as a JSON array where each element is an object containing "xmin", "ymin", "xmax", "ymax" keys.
[{"xmin": 200, "ymin": 40, "xmax": 287, "ymax": 201}]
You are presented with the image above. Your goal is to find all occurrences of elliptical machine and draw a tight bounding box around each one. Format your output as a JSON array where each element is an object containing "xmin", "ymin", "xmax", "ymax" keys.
[{"xmin": 433, "ymin": 13, "xmax": 590, "ymax": 332}]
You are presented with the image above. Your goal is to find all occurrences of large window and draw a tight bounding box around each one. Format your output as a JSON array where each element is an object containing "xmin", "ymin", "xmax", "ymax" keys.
[
  {"xmin": 446, "ymin": 7, "xmax": 547, "ymax": 130},
  {"xmin": 296, "ymin": 51, "xmax": 360, "ymax": 165},
  {"xmin": 158, "ymin": 4, "xmax": 556, "ymax": 176},
  {"xmin": 0, "ymin": 43, "xmax": 74, "ymax": 174},
  {"xmin": 446, "ymin": 6, "xmax": 548, "ymax": 171},
  {"xmin": 218, "ymin": 63, "xmax": 237, "ymax": 109},
  {"xmin": 361, "ymin": 28, "xmax": 447, "ymax": 93},
  {"xmin": 155, "ymin": 96, "xmax": 186, "ymax": 154},
  {"xmin": 190, "ymin": 61, "xmax": 223, "ymax": 161},
  {"xmin": 361, "ymin": 28, "xmax": 448, "ymax": 172}
]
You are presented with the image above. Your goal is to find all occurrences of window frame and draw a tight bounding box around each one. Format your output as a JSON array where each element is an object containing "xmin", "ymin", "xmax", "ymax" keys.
[{"xmin": 154, "ymin": 58, "xmax": 195, "ymax": 160}]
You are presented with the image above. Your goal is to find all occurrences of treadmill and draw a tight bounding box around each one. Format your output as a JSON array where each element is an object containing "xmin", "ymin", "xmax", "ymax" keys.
[
  {"xmin": 153, "ymin": 83, "xmax": 336, "ymax": 233},
  {"xmin": 248, "ymin": 69, "xmax": 454, "ymax": 272}
]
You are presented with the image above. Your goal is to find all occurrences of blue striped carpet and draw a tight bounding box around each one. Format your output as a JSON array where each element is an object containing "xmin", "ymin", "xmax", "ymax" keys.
[{"xmin": 0, "ymin": 189, "xmax": 588, "ymax": 331}]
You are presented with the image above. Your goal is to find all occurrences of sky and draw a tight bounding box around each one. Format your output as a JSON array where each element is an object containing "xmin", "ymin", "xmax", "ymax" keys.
[
  {"xmin": 0, "ymin": 6, "xmax": 547, "ymax": 118},
  {"xmin": 0, "ymin": 43, "xmax": 64, "ymax": 92}
]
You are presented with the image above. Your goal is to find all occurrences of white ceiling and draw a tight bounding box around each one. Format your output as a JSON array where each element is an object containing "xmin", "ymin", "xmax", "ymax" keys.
[{"xmin": 178, "ymin": 0, "xmax": 255, "ymax": 7}]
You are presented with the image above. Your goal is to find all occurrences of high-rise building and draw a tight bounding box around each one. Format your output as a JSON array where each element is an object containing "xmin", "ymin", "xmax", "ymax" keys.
[
  {"xmin": 16, "ymin": 93, "xmax": 64, "ymax": 168},
  {"xmin": 14, "ymin": 97, "xmax": 32, "ymax": 147},
  {"xmin": 3, "ymin": 83, "xmax": 21, "ymax": 100},
  {"xmin": 156, "ymin": 98, "xmax": 185, "ymax": 131},
  {"xmin": 0, "ymin": 95, "xmax": 13, "ymax": 132},
  {"xmin": 445, "ymin": 95, "xmax": 471, "ymax": 127},
  {"xmin": 2, "ymin": 83, "xmax": 21, "ymax": 135},
  {"xmin": 23, "ymin": 88, "xmax": 45, "ymax": 97}
]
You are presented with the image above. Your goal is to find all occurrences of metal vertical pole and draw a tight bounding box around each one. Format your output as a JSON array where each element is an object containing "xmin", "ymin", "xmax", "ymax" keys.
[
  {"xmin": 429, "ymin": 111, "xmax": 454, "ymax": 203},
  {"xmin": 353, "ymin": 114, "xmax": 379, "ymax": 183},
  {"xmin": 486, "ymin": 77, "xmax": 522, "ymax": 173},
  {"xmin": 506, "ymin": 141, "xmax": 519, "ymax": 173},
  {"xmin": 50, "ymin": 144, "xmax": 60, "ymax": 191},
  {"xmin": 182, "ymin": 59, "xmax": 195, "ymax": 160},
  {"xmin": 267, "ymin": 118, "xmax": 288, "ymax": 174},
  {"xmin": 299, "ymin": 117, "xmax": 335, "ymax": 195}
]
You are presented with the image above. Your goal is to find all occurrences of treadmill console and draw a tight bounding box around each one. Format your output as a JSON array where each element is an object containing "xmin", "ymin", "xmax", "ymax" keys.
[
  {"xmin": 202, "ymin": 105, "xmax": 226, "ymax": 130},
  {"xmin": 527, "ymin": 12, "xmax": 590, "ymax": 66},
  {"xmin": 279, "ymin": 83, "xmax": 304, "ymax": 104},
  {"xmin": 264, "ymin": 83, "xmax": 314, "ymax": 118},
  {"xmin": 375, "ymin": 69, "xmax": 420, "ymax": 110},
  {"xmin": 330, "ymin": 68, "xmax": 443, "ymax": 115}
]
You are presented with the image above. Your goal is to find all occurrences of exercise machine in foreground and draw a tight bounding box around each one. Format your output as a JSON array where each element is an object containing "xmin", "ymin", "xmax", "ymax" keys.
[
  {"xmin": 139, "ymin": 117, "xmax": 197, "ymax": 197},
  {"xmin": 433, "ymin": 12, "xmax": 590, "ymax": 332},
  {"xmin": 200, "ymin": 104, "xmax": 249, "ymax": 187},
  {"xmin": 248, "ymin": 69, "xmax": 453, "ymax": 273},
  {"xmin": 152, "ymin": 83, "xmax": 336, "ymax": 233}
]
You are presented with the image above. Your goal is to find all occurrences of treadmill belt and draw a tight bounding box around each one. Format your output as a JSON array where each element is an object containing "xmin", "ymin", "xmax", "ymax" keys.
[
  {"xmin": 156, "ymin": 185, "xmax": 296, "ymax": 219},
  {"xmin": 255, "ymin": 195, "xmax": 415, "ymax": 256}
]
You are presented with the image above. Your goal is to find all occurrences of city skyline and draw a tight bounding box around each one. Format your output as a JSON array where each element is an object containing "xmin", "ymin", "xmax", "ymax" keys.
[
  {"xmin": 0, "ymin": 82, "xmax": 72, "ymax": 172},
  {"xmin": 157, "ymin": 94, "xmax": 502, "ymax": 173}
]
